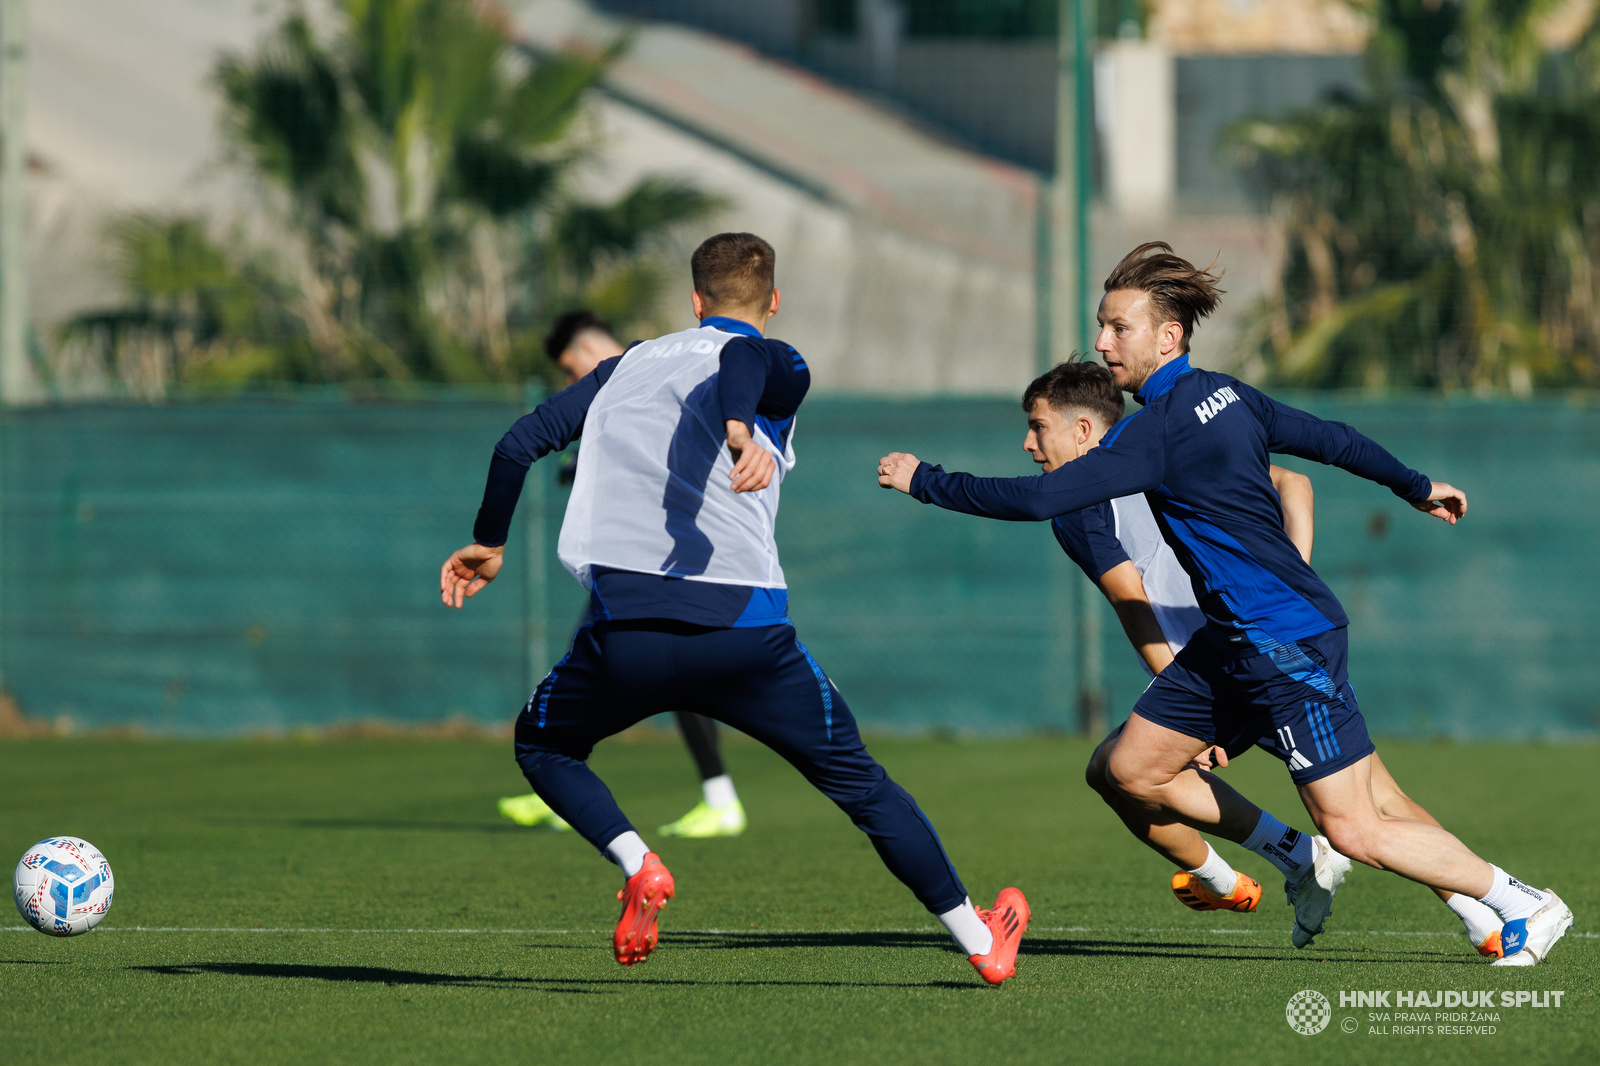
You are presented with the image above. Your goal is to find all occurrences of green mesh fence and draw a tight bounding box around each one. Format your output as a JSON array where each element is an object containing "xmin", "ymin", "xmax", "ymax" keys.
[{"xmin": 3, "ymin": 393, "xmax": 1596, "ymax": 738}]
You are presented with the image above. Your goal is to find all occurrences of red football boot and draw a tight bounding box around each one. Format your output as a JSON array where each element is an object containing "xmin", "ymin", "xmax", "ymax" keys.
[
  {"xmin": 968, "ymin": 887, "xmax": 1030, "ymax": 985},
  {"xmin": 613, "ymin": 852, "xmax": 674, "ymax": 966}
]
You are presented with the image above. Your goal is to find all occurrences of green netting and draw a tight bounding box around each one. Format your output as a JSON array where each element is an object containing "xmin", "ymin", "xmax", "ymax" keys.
[{"xmin": 3, "ymin": 394, "xmax": 1596, "ymax": 737}]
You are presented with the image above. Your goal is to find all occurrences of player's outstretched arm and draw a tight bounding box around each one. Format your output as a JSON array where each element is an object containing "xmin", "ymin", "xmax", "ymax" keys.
[
  {"xmin": 1244, "ymin": 385, "xmax": 1452, "ymax": 510},
  {"xmin": 440, "ymin": 543, "xmax": 504, "ymax": 608},
  {"xmin": 877, "ymin": 427, "xmax": 1163, "ymax": 521},
  {"xmin": 726, "ymin": 420, "xmax": 776, "ymax": 493},
  {"xmin": 1269, "ymin": 465, "xmax": 1314, "ymax": 563},
  {"xmin": 1412, "ymin": 481, "xmax": 1467, "ymax": 524}
]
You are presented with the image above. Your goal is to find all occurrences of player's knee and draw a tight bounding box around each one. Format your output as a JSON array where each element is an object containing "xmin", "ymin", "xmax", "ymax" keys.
[
  {"xmin": 1084, "ymin": 743, "xmax": 1114, "ymax": 796},
  {"xmin": 514, "ymin": 742, "xmax": 593, "ymax": 776},
  {"xmin": 817, "ymin": 763, "xmax": 892, "ymax": 817},
  {"xmin": 1105, "ymin": 752, "xmax": 1162, "ymax": 807},
  {"xmin": 1319, "ymin": 818, "xmax": 1378, "ymax": 867}
]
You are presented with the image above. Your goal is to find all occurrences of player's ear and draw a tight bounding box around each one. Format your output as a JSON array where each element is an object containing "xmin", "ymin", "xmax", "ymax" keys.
[
  {"xmin": 691, "ymin": 290, "xmax": 707, "ymax": 319},
  {"xmin": 1161, "ymin": 319, "xmax": 1184, "ymax": 356},
  {"xmin": 769, "ymin": 288, "xmax": 781, "ymax": 316}
]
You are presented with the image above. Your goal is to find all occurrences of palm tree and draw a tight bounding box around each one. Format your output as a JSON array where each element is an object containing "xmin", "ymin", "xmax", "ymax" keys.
[
  {"xmin": 57, "ymin": 214, "xmax": 314, "ymax": 392},
  {"xmin": 63, "ymin": 0, "xmax": 719, "ymax": 388},
  {"xmin": 1230, "ymin": 0, "xmax": 1600, "ymax": 392}
]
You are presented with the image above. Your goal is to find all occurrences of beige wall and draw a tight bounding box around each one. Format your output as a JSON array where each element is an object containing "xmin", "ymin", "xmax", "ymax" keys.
[
  {"xmin": 1151, "ymin": 0, "xmax": 1597, "ymax": 55},
  {"xmin": 1150, "ymin": 0, "xmax": 1370, "ymax": 55}
]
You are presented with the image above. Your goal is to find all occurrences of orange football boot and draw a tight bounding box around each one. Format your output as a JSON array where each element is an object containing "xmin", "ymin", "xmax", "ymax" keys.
[
  {"xmin": 1171, "ymin": 869, "xmax": 1262, "ymax": 912},
  {"xmin": 613, "ymin": 852, "xmax": 674, "ymax": 966},
  {"xmin": 968, "ymin": 887, "xmax": 1030, "ymax": 986},
  {"xmin": 1474, "ymin": 929, "xmax": 1504, "ymax": 959}
]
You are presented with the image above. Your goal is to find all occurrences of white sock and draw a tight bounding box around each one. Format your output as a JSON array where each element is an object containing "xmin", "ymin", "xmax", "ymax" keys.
[
  {"xmin": 1446, "ymin": 892, "xmax": 1503, "ymax": 944},
  {"xmin": 605, "ymin": 831, "xmax": 650, "ymax": 878},
  {"xmin": 1239, "ymin": 811, "xmax": 1315, "ymax": 881},
  {"xmin": 938, "ymin": 898, "xmax": 993, "ymax": 957},
  {"xmin": 702, "ymin": 774, "xmax": 738, "ymax": 809},
  {"xmin": 1186, "ymin": 843, "xmax": 1239, "ymax": 897},
  {"xmin": 1479, "ymin": 865, "xmax": 1550, "ymax": 923}
]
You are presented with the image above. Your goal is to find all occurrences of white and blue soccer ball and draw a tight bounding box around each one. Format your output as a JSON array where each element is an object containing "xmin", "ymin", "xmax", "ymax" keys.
[{"xmin": 13, "ymin": 837, "xmax": 114, "ymax": 937}]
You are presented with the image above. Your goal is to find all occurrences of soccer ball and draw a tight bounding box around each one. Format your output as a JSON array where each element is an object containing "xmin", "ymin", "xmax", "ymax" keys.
[{"xmin": 13, "ymin": 837, "xmax": 115, "ymax": 937}]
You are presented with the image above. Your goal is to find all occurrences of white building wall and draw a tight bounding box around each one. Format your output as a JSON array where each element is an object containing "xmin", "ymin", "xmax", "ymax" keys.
[{"xmin": 1095, "ymin": 41, "xmax": 1176, "ymax": 220}]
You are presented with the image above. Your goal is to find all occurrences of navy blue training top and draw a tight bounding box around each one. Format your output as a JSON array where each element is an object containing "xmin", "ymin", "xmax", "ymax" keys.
[
  {"xmin": 471, "ymin": 316, "xmax": 811, "ymax": 628},
  {"xmin": 909, "ymin": 355, "xmax": 1433, "ymax": 652},
  {"xmin": 1051, "ymin": 502, "xmax": 1130, "ymax": 584}
]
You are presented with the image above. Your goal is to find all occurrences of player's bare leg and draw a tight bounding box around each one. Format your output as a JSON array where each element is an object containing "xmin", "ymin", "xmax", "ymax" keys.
[
  {"xmin": 1367, "ymin": 752, "xmax": 1503, "ymax": 956},
  {"xmin": 1298, "ymin": 754, "xmax": 1571, "ymax": 965},
  {"xmin": 1107, "ymin": 712, "xmax": 1349, "ymax": 943},
  {"xmin": 1297, "ymin": 755, "xmax": 1490, "ymax": 894},
  {"xmin": 1104, "ymin": 713, "xmax": 1262, "ymax": 841},
  {"xmin": 1086, "ymin": 726, "xmax": 1210, "ymax": 868},
  {"xmin": 1086, "ymin": 725, "xmax": 1261, "ymax": 911}
]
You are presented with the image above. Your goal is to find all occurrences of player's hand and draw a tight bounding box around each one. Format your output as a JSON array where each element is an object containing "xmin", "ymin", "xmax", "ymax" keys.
[
  {"xmin": 726, "ymin": 420, "xmax": 775, "ymax": 493},
  {"xmin": 1189, "ymin": 746, "xmax": 1229, "ymax": 772},
  {"xmin": 440, "ymin": 543, "xmax": 504, "ymax": 608},
  {"xmin": 877, "ymin": 452, "xmax": 920, "ymax": 494},
  {"xmin": 1412, "ymin": 481, "xmax": 1467, "ymax": 524}
]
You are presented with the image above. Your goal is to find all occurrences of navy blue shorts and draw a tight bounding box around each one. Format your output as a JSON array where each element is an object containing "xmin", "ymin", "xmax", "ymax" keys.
[{"xmin": 1131, "ymin": 627, "xmax": 1375, "ymax": 786}]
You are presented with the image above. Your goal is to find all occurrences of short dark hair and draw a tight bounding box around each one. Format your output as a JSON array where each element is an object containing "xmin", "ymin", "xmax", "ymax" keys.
[
  {"xmin": 691, "ymin": 232, "xmax": 775, "ymax": 311},
  {"xmin": 1102, "ymin": 241, "xmax": 1224, "ymax": 353},
  {"xmin": 543, "ymin": 309, "xmax": 613, "ymax": 362},
  {"xmin": 1022, "ymin": 359, "xmax": 1125, "ymax": 427}
]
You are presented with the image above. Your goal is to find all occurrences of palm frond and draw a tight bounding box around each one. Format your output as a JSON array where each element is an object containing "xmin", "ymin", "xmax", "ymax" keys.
[{"xmin": 554, "ymin": 178, "xmax": 724, "ymax": 281}]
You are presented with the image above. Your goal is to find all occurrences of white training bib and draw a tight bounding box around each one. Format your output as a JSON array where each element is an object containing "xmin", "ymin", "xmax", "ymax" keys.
[
  {"xmin": 557, "ymin": 325, "xmax": 795, "ymax": 591},
  {"xmin": 1109, "ymin": 494, "xmax": 1208, "ymax": 675}
]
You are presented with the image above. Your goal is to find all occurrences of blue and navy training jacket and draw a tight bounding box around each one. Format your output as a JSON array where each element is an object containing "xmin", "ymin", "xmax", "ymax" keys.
[
  {"xmin": 471, "ymin": 316, "xmax": 810, "ymax": 628},
  {"xmin": 909, "ymin": 355, "xmax": 1433, "ymax": 653}
]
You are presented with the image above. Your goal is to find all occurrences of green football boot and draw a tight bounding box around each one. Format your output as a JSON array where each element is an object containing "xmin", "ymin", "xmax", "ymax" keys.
[
  {"xmin": 497, "ymin": 792, "xmax": 571, "ymax": 831},
  {"xmin": 658, "ymin": 799, "xmax": 746, "ymax": 838}
]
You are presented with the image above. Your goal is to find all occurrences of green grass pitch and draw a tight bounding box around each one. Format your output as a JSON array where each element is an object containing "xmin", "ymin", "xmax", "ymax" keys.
[{"xmin": 1, "ymin": 735, "xmax": 1594, "ymax": 1065}]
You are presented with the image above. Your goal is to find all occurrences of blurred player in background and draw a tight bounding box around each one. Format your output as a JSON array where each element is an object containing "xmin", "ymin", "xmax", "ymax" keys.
[
  {"xmin": 879, "ymin": 242, "xmax": 1571, "ymax": 966},
  {"xmin": 445, "ymin": 233, "xmax": 1028, "ymax": 982},
  {"xmin": 1028, "ymin": 359, "xmax": 1505, "ymax": 958},
  {"xmin": 496, "ymin": 310, "xmax": 748, "ymax": 839}
]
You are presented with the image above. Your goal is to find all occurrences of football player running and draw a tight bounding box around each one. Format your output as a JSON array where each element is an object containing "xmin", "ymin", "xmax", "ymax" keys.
[
  {"xmin": 445, "ymin": 233, "xmax": 1028, "ymax": 982},
  {"xmin": 1023, "ymin": 358, "xmax": 1506, "ymax": 958},
  {"xmin": 878, "ymin": 243, "xmax": 1572, "ymax": 966},
  {"xmin": 495, "ymin": 310, "xmax": 749, "ymax": 840}
]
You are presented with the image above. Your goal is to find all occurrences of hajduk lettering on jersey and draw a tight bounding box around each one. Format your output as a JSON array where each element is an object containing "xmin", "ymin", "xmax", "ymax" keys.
[{"xmin": 1194, "ymin": 386, "xmax": 1240, "ymax": 424}]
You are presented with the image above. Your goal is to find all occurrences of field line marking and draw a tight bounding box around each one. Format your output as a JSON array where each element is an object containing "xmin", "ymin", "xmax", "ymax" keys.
[{"xmin": 6, "ymin": 925, "xmax": 1597, "ymax": 939}]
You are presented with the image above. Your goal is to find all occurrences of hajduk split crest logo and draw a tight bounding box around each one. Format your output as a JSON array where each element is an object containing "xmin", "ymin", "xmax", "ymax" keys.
[{"xmin": 1286, "ymin": 989, "xmax": 1332, "ymax": 1035}]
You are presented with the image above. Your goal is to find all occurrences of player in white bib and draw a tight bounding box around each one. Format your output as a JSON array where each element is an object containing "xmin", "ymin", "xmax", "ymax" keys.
[
  {"xmin": 496, "ymin": 310, "xmax": 750, "ymax": 840},
  {"xmin": 441, "ymin": 233, "xmax": 1029, "ymax": 982},
  {"xmin": 1028, "ymin": 360, "xmax": 1506, "ymax": 958}
]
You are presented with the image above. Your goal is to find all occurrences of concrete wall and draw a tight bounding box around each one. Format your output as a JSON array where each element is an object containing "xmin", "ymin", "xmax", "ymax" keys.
[
  {"xmin": 594, "ymin": 0, "xmax": 809, "ymax": 56},
  {"xmin": 801, "ymin": 46, "xmax": 1366, "ymax": 212},
  {"xmin": 807, "ymin": 35, "xmax": 1060, "ymax": 174},
  {"xmin": 596, "ymin": 0, "xmax": 1368, "ymax": 215},
  {"xmin": 582, "ymin": 101, "xmax": 1038, "ymax": 395},
  {"xmin": 1175, "ymin": 53, "xmax": 1363, "ymax": 211}
]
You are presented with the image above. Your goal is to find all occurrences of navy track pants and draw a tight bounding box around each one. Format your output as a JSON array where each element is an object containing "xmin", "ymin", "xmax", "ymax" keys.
[{"xmin": 513, "ymin": 619, "xmax": 968, "ymax": 914}]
